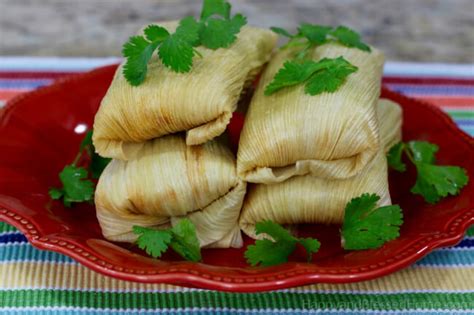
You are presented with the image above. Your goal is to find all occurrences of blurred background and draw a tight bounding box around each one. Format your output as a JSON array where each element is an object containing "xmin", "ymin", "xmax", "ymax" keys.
[{"xmin": 0, "ymin": 0, "xmax": 473, "ymax": 62}]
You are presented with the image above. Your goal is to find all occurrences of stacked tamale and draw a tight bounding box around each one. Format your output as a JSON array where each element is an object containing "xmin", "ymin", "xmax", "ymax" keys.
[
  {"xmin": 93, "ymin": 22, "xmax": 278, "ymax": 248},
  {"xmin": 236, "ymin": 43, "xmax": 403, "ymax": 238}
]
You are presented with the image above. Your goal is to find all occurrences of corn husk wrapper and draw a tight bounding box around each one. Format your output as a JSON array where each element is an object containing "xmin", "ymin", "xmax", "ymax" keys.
[
  {"xmin": 95, "ymin": 135, "xmax": 247, "ymax": 248},
  {"xmin": 93, "ymin": 23, "xmax": 278, "ymax": 160},
  {"xmin": 237, "ymin": 43, "xmax": 385, "ymax": 184},
  {"xmin": 239, "ymin": 99, "xmax": 402, "ymax": 238}
]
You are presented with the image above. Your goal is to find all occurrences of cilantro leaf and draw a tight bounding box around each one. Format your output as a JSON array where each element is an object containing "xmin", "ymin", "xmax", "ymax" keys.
[
  {"xmin": 407, "ymin": 141, "xmax": 438, "ymax": 164},
  {"xmin": 144, "ymin": 25, "xmax": 170, "ymax": 42},
  {"xmin": 298, "ymin": 24, "xmax": 332, "ymax": 45},
  {"xmin": 342, "ymin": 193, "xmax": 403, "ymax": 250},
  {"xmin": 270, "ymin": 26, "xmax": 293, "ymax": 38},
  {"xmin": 387, "ymin": 142, "xmax": 406, "ymax": 172},
  {"xmin": 49, "ymin": 187, "xmax": 64, "ymax": 200},
  {"xmin": 132, "ymin": 219, "xmax": 202, "ymax": 261},
  {"xmin": 330, "ymin": 26, "xmax": 371, "ymax": 52},
  {"xmin": 265, "ymin": 57, "xmax": 357, "ymax": 96},
  {"xmin": 200, "ymin": 14, "xmax": 247, "ymax": 49},
  {"xmin": 387, "ymin": 140, "xmax": 469, "ymax": 204},
  {"xmin": 264, "ymin": 60, "xmax": 321, "ymax": 95},
  {"xmin": 122, "ymin": 35, "xmax": 160, "ymax": 86},
  {"xmin": 245, "ymin": 221, "xmax": 320, "ymax": 267},
  {"xmin": 49, "ymin": 130, "xmax": 110, "ymax": 206},
  {"xmin": 304, "ymin": 57, "xmax": 358, "ymax": 95},
  {"xmin": 169, "ymin": 219, "xmax": 202, "ymax": 262},
  {"xmin": 255, "ymin": 220, "xmax": 295, "ymax": 242},
  {"xmin": 49, "ymin": 165, "xmax": 95, "ymax": 207},
  {"xmin": 201, "ymin": 0, "xmax": 231, "ymax": 20},
  {"xmin": 412, "ymin": 164, "xmax": 469, "ymax": 204},
  {"xmin": 159, "ymin": 35, "xmax": 195, "ymax": 73},
  {"xmin": 133, "ymin": 226, "xmax": 173, "ymax": 258},
  {"xmin": 298, "ymin": 238, "xmax": 321, "ymax": 261},
  {"xmin": 174, "ymin": 16, "xmax": 201, "ymax": 46},
  {"xmin": 158, "ymin": 17, "xmax": 201, "ymax": 72},
  {"xmin": 245, "ymin": 239, "xmax": 296, "ymax": 267}
]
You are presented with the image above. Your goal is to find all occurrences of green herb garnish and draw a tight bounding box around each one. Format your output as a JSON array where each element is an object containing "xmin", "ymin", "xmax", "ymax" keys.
[
  {"xmin": 387, "ymin": 141, "xmax": 469, "ymax": 204},
  {"xmin": 265, "ymin": 24, "xmax": 368, "ymax": 96},
  {"xmin": 273, "ymin": 24, "xmax": 371, "ymax": 59},
  {"xmin": 341, "ymin": 193, "xmax": 403, "ymax": 250},
  {"xmin": 49, "ymin": 130, "xmax": 111, "ymax": 207},
  {"xmin": 133, "ymin": 219, "xmax": 202, "ymax": 262},
  {"xmin": 245, "ymin": 220, "xmax": 320, "ymax": 267},
  {"xmin": 122, "ymin": 0, "xmax": 246, "ymax": 86},
  {"xmin": 264, "ymin": 57, "xmax": 358, "ymax": 96}
]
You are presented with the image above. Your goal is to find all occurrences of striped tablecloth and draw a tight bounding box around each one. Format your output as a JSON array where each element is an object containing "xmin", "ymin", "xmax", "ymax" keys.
[{"xmin": 0, "ymin": 57, "xmax": 473, "ymax": 314}]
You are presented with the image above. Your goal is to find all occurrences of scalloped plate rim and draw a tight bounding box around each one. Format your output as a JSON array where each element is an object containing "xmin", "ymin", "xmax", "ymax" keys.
[{"xmin": 0, "ymin": 65, "xmax": 473, "ymax": 292}]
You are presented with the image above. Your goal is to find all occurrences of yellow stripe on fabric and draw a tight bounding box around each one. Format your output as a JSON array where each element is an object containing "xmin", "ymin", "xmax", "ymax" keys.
[{"xmin": 0, "ymin": 262, "xmax": 473, "ymax": 292}]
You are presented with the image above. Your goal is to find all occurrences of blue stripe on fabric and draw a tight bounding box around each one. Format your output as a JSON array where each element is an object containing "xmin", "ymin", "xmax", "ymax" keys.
[
  {"xmin": 1, "ymin": 242, "xmax": 473, "ymax": 266},
  {"xmin": 415, "ymin": 249, "xmax": 474, "ymax": 266},
  {"xmin": 456, "ymin": 238, "xmax": 474, "ymax": 248},
  {"xmin": 0, "ymin": 243, "xmax": 75, "ymax": 263},
  {"xmin": 385, "ymin": 84, "xmax": 474, "ymax": 96},
  {"xmin": 0, "ymin": 233, "xmax": 27, "ymax": 244},
  {"xmin": 460, "ymin": 127, "xmax": 474, "ymax": 136},
  {"xmin": 0, "ymin": 79, "xmax": 53, "ymax": 89},
  {"xmin": 455, "ymin": 119, "xmax": 474, "ymax": 126}
]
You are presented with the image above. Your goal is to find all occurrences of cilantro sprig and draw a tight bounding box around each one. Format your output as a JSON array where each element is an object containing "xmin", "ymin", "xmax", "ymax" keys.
[
  {"xmin": 133, "ymin": 219, "xmax": 202, "ymax": 262},
  {"xmin": 341, "ymin": 193, "xmax": 403, "ymax": 250},
  {"xmin": 272, "ymin": 24, "xmax": 371, "ymax": 59},
  {"xmin": 264, "ymin": 57, "xmax": 358, "ymax": 96},
  {"xmin": 122, "ymin": 0, "xmax": 247, "ymax": 86},
  {"xmin": 388, "ymin": 141, "xmax": 469, "ymax": 204},
  {"xmin": 49, "ymin": 130, "xmax": 111, "ymax": 207},
  {"xmin": 265, "ymin": 24, "xmax": 368, "ymax": 96},
  {"xmin": 244, "ymin": 221, "xmax": 320, "ymax": 267}
]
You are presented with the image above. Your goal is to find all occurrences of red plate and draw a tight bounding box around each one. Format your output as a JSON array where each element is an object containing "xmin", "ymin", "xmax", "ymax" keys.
[{"xmin": 0, "ymin": 65, "xmax": 472, "ymax": 292}]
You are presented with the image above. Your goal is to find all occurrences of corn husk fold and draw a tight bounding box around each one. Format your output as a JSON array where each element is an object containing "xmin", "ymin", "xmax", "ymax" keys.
[
  {"xmin": 95, "ymin": 135, "xmax": 246, "ymax": 248},
  {"xmin": 92, "ymin": 22, "xmax": 277, "ymax": 160},
  {"xmin": 237, "ymin": 43, "xmax": 385, "ymax": 183},
  {"xmin": 239, "ymin": 99, "xmax": 402, "ymax": 238}
]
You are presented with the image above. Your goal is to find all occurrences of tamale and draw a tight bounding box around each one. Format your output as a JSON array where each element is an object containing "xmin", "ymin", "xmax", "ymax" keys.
[
  {"xmin": 95, "ymin": 135, "xmax": 246, "ymax": 248},
  {"xmin": 239, "ymin": 99, "xmax": 402, "ymax": 238},
  {"xmin": 237, "ymin": 43, "xmax": 385, "ymax": 183},
  {"xmin": 93, "ymin": 22, "xmax": 278, "ymax": 160}
]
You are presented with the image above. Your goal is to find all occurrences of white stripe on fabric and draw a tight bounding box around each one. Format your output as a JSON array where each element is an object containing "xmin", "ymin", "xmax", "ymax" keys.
[
  {"xmin": 0, "ymin": 57, "xmax": 473, "ymax": 78},
  {"xmin": 0, "ymin": 57, "xmax": 121, "ymax": 72},
  {"xmin": 384, "ymin": 62, "xmax": 474, "ymax": 78}
]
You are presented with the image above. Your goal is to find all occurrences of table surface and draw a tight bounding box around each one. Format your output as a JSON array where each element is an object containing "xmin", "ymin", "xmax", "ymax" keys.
[
  {"xmin": 0, "ymin": 58, "xmax": 473, "ymax": 314},
  {"xmin": 1, "ymin": 0, "xmax": 474, "ymax": 62}
]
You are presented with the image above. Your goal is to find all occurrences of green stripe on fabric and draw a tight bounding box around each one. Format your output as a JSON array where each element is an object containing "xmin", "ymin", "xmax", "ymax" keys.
[
  {"xmin": 447, "ymin": 110, "xmax": 474, "ymax": 119},
  {"xmin": 0, "ymin": 290, "xmax": 472, "ymax": 310},
  {"xmin": 0, "ymin": 222, "xmax": 17, "ymax": 233}
]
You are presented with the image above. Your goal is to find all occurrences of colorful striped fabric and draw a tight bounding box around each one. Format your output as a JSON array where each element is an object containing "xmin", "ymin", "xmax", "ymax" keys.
[{"xmin": 0, "ymin": 57, "xmax": 473, "ymax": 314}]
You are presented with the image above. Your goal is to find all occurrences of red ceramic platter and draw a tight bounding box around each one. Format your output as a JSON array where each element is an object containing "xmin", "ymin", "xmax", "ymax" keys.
[{"xmin": 0, "ymin": 65, "xmax": 472, "ymax": 292}]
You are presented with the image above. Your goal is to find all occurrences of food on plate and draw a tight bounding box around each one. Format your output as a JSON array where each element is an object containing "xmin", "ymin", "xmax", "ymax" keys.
[
  {"xmin": 95, "ymin": 135, "xmax": 246, "ymax": 248},
  {"xmin": 92, "ymin": 20, "xmax": 277, "ymax": 160},
  {"xmin": 45, "ymin": 0, "xmax": 469, "ymax": 266},
  {"xmin": 239, "ymin": 99, "xmax": 402, "ymax": 238},
  {"xmin": 237, "ymin": 42, "xmax": 385, "ymax": 184}
]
